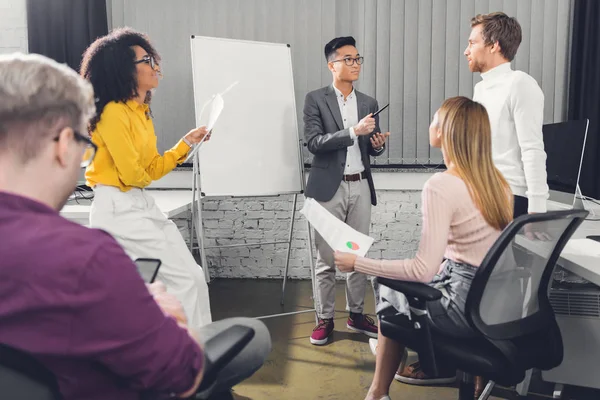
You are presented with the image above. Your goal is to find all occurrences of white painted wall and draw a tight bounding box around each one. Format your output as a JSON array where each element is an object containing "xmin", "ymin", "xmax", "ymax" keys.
[{"xmin": 0, "ymin": 0, "xmax": 28, "ymax": 55}]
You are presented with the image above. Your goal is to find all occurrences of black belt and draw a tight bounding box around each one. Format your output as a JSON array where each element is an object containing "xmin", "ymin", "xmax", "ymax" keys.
[{"xmin": 343, "ymin": 171, "xmax": 367, "ymax": 182}]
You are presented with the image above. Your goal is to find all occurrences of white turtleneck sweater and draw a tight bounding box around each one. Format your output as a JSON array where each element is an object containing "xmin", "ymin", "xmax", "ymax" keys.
[{"xmin": 473, "ymin": 62, "xmax": 549, "ymax": 213}]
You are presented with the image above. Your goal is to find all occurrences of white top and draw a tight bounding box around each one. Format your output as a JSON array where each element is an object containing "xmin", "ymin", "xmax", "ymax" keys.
[
  {"xmin": 473, "ymin": 62, "xmax": 549, "ymax": 213},
  {"xmin": 333, "ymin": 84, "xmax": 364, "ymax": 175}
]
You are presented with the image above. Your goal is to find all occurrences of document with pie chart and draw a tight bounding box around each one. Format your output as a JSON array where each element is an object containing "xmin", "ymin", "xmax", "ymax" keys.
[{"xmin": 300, "ymin": 198, "xmax": 374, "ymax": 257}]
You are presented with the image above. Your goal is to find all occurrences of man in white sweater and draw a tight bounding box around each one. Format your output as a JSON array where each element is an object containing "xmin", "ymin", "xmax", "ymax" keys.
[{"xmin": 465, "ymin": 12, "xmax": 549, "ymax": 217}]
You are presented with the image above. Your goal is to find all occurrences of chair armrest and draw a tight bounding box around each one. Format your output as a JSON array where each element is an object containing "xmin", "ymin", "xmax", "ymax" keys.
[
  {"xmin": 376, "ymin": 278, "xmax": 443, "ymax": 377},
  {"xmin": 197, "ymin": 325, "xmax": 255, "ymax": 392},
  {"xmin": 376, "ymin": 278, "xmax": 442, "ymax": 302}
]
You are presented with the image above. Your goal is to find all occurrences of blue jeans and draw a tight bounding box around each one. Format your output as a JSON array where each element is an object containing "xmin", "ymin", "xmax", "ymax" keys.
[{"xmin": 376, "ymin": 259, "xmax": 477, "ymax": 339}]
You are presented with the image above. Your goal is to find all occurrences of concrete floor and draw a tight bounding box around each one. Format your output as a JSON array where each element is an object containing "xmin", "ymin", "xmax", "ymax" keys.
[{"xmin": 208, "ymin": 279, "xmax": 599, "ymax": 400}]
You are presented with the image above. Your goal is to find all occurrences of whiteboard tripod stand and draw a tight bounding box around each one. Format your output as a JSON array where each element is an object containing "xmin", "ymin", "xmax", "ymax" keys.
[
  {"xmin": 188, "ymin": 145, "xmax": 318, "ymax": 321},
  {"xmin": 188, "ymin": 35, "xmax": 317, "ymax": 321}
]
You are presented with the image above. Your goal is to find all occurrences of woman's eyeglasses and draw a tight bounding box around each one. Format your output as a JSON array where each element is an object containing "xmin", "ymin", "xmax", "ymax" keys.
[{"xmin": 134, "ymin": 55, "xmax": 158, "ymax": 70}]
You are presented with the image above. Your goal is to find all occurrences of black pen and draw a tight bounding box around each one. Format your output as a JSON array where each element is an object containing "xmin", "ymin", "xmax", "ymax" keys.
[{"xmin": 372, "ymin": 103, "xmax": 389, "ymax": 117}]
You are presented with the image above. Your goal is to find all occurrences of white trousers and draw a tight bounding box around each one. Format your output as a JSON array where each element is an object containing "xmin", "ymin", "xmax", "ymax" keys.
[{"xmin": 89, "ymin": 185, "xmax": 212, "ymax": 329}]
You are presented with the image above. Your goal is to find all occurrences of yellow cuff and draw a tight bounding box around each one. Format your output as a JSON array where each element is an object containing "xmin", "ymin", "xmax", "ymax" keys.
[
  {"xmin": 172, "ymin": 139, "xmax": 191, "ymax": 164},
  {"xmin": 175, "ymin": 139, "xmax": 191, "ymax": 154}
]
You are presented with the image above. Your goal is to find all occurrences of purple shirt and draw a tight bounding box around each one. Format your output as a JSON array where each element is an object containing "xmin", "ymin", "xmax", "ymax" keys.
[{"xmin": 0, "ymin": 192, "xmax": 203, "ymax": 399}]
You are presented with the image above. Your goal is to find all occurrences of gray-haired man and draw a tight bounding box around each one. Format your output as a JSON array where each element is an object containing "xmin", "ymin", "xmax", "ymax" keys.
[{"xmin": 0, "ymin": 53, "xmax": 270, "ymax": 400}]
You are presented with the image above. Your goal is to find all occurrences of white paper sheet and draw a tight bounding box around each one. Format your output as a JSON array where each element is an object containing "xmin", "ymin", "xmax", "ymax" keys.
[
  {"xmin": 186, "ymin": 81, "xmax": 239, "ymax": 162},
  {"xmin": 300, "ymin": 198, "xmax": 374, "ymax": 257},
  {"xmin": 206, "ymin": 93, "xmax": 224, "ymax": 131}
]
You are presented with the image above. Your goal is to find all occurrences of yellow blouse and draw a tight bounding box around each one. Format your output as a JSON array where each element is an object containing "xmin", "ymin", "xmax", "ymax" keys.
[{"xmin": 85, "ymin": 100, "xmax": 190, "ymax": 191}]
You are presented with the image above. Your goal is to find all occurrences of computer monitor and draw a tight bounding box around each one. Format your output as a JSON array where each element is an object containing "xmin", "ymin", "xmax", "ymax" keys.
[
  {"xmin": 76, "ymin": 168, "xmax": 87, "ymax": 187},
  {"xmin": 543, "ymin": 119, "xmax": 589, "ymax": 209}
]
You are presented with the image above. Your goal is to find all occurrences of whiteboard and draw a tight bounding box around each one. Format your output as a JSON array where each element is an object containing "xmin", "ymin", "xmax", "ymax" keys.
[{"xmin": 190, "ymin": 36, "xmax": 303, "ymax": 197}]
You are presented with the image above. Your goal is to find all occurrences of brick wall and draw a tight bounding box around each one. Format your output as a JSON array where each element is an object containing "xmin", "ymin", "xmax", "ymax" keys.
[
  {"xmin": 0, "ymin": 0, "xmax": 28, "ymax": 55},
  {"xmin": 175, "ymin": 190, "xmax": 423, "ymax": 279}
]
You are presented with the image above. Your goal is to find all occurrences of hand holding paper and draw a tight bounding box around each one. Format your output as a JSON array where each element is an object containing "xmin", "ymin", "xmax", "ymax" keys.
[
  {"xmin": 300, "ymin": 198, "xmax": 374, "ymax": 257},
  {"xmin": 334, "ymin": 251, "xmax": 358, "ymax": 272},
  {"xmin": 184, "ymin": 126, "xmax": 211, "ymax": 144}
]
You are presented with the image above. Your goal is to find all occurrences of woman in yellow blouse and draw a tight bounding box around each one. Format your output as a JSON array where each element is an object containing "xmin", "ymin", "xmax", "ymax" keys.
[{"xmin": 80, "ymin": 28, "xmax": 212, "ymax": 329}]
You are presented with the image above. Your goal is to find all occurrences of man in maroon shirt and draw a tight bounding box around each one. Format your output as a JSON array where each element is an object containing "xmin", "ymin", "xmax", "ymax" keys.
[{"xmin": 0, "ymin": 53, "xmax": 270, "ymax": 399}]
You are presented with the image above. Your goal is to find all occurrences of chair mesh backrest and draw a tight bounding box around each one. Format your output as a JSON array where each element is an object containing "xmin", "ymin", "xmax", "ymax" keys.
[
  {"xmin": 479, "ymin": 218, "xmax": 571, "ymax": 325},
  {"xmin": 468, "ymin": 210, "xmax": 586, "ymax": 339}
]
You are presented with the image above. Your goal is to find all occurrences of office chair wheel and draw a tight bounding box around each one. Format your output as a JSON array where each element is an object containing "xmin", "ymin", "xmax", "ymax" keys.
[
  {"xmin": 458, "ymin": 373, "xmax": 475, "ymax": 400},
  {"xmin": 204, "ymin": 390, "xmax": 235, "ymax": 400},
  {"xmin": 552, "ymin": 383, "xmax": 564, "ymax": 399}
]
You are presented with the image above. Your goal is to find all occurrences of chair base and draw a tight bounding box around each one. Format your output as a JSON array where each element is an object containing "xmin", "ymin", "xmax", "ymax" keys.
[
  {"xmin": 204, "ymin": 391, "xmax": 234, "ymax": 400},
  {"xmin": 477, "ymin": 380, "xmax": 495, "ymax": 400},
  {"xmin": 458, "ymin": 373, "xmax": 495, "ymax": 400},
  {"xmin": 553, "ymin": 383, "xmax": 564, "ymax": 399}
]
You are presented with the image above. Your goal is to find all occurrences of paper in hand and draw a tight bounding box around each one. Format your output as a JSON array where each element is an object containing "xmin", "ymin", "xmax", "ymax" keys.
[
  {"xmin": 186, "ymin": 81, "xmax": 238, "ymax": 162},
  {"xmin": 206, "ymin": 93, "xmax": 224, "ymax": 131},
  {"xmin": 300, "ymin": 198, "xmax": 374, "ymax": 257}
]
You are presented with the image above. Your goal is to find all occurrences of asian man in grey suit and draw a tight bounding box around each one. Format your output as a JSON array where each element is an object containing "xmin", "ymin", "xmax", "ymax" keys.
[{"xmin": 303, "ymin": 36, "xmax": 390, "ymax": 346}]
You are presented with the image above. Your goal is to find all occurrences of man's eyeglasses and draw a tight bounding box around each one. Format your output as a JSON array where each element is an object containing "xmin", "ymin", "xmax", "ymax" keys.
[
  {"xmin": 134, "ymin": 55, "xmax": 158, "ymax": 70},
  {"xmin": 331, "ymin": 56, "xmax": 364, "ymax": 66},
  {"xmin": 53, "ymin": 130, "xmax": 97, "ymax": 168}
]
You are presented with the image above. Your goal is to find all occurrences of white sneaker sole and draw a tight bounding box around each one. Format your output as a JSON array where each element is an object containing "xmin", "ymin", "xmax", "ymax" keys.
[
  {"xmin": 347, "ymin": 324, "xmax": 378, "ymax": 338},
  {"xmin": 310, "ymin": 335, "xmax": 330, "ymax": 345},
  {"xmin": 369, "ymin": 338, "xmax": 378, "ymax": 355},
  {"xmin": 394, "ymin": 374, "xmax": 456, "ymax": 385}
]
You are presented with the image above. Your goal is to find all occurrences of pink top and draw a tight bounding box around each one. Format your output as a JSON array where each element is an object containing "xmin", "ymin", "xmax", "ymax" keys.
[{"xmin": 355, "ymin": 172, "xmax": 503, "ymax": 283}]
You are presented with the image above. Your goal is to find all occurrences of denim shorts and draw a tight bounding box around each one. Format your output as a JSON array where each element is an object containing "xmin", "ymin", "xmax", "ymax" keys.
[{"xmin": 376, "ymin": 259, "xmax": 478, "ymax": 338}]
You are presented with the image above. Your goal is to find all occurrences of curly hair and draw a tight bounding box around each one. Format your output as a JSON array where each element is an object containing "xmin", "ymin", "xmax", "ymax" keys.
[{"xmin": 80, "ymin": 27, "xmax": 160, "ymax": 132}]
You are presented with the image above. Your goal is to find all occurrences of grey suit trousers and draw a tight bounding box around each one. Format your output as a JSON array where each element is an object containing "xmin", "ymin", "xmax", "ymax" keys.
[{"xmin": 314, "ymin": 178, "xmax": 372, "ymax": 319}]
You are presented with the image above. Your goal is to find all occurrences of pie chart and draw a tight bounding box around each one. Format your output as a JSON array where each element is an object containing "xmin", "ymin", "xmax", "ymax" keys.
[{"xmin": 346, "ymin": 241, "xmax": 360, "ymax": 251}]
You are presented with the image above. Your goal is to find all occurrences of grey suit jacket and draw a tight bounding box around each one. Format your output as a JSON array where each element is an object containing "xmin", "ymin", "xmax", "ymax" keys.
[{"xmin": 303, "ymin": 85, "xmax": 385, "ymax": 206}]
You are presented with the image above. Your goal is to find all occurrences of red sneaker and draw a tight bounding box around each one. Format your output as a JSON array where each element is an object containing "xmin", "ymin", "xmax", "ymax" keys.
[
  {"xmin": 347, "ymin": 312, "xmax": 378, "ymax": 338},
  {"xmin": 310, "ymin": 318, "xmax": 334, "ymax": 345}
]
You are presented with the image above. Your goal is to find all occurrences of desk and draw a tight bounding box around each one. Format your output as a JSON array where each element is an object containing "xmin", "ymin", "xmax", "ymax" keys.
[
  {"xmin": 506, "ymin": 205, "xmax": 600, "ymax": 397},
  {"xmin": 60, "ymin": 189, "xmax": 194, "ymax": 221},
  {"xmin": 514, "ymin": 219, "xmax": 600, "ymax": 285},
  {"xmin": 61, "ymin": 189, "xmax": 195, "ymax": 251},
  {"xmin": 555, "ymin": 219, "xmax": 600, "ymax": 286},
  {"xmin": 540, "ymin": 208, "xmax": 600, "ymax": 397}
]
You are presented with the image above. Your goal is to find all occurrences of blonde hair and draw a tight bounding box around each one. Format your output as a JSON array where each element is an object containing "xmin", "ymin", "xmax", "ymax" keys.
[{"xmin": 437, "ymin": 96, "xmax": 513, "ymax": 230}]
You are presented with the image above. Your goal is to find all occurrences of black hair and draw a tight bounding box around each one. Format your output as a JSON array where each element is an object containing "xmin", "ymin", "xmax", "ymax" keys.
[
  {"xmin": 80, "ymin": 27, "xmax": 160, "ymax": 132},
  {"xmin": 324, "ymin": 36, "xmax": 357, "ymax": 62}
]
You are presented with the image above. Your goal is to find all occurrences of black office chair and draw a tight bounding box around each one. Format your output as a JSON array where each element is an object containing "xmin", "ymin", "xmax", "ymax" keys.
[
  {"xmin": 0, "ymin": 325, "xmax": 255, "ymax": 400},
  {"xmin": 0, "ymin": 343, "xmax": 61, "ymax": 400},
  {"xmin": 377, "ymin": 209, "xmax": 588, "ymax": 400},
  {"xmin": 194, "ymin": 324, "xmax": 255, "ymax": 400}
]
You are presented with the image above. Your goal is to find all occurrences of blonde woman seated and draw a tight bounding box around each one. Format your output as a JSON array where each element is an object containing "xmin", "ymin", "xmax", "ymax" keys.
[{"xmin": 334, "ymin": 96, "xmax": 513, "ymax": 400}]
